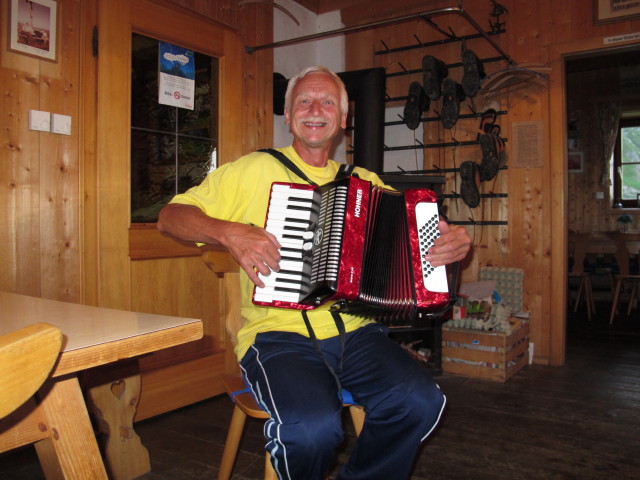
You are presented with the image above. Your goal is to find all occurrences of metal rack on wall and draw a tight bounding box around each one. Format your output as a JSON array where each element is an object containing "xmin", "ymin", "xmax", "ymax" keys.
[
  {"xmin": 377, "ymin": 4, "xmax": 511, "ymax": 227},
  {"xmin": 253, "ymin": 1, "xmax": 512, "ymax": 228}
]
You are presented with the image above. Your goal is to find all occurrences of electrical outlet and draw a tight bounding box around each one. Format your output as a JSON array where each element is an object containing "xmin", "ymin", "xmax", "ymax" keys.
[
  {"xmin": 29, "ymin": 110, "xmax": 50, "ymax": 132},
  {"xmin": 51, "ymin": 114, "xmax": 72, "ymax": 135}
]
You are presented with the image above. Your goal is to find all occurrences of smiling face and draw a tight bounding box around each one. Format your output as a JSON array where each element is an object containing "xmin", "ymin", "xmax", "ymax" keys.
[{"xmin": 284, "ymin": 72, "xmax": 348, "ymax": 166}]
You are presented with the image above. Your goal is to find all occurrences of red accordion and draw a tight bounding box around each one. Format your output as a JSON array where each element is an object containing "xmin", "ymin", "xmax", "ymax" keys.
[{"xmin": 252, "ymin": 176, "xmax": 449, "ymax": 324}]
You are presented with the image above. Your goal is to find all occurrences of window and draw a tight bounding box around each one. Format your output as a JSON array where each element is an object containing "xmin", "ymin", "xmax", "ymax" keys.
[
  {"xmin": 130, "ymin": 33, "xmax": 219, "ymax": 223},
  {"xmin": 613, "ymin": 117, "xmax": 640, "ymax": 208}
]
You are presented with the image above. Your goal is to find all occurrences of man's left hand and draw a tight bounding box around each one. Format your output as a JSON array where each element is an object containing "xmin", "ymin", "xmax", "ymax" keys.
[{"xmin": 425, "ymin": 220, "xmax": 472, "ymax": 267}]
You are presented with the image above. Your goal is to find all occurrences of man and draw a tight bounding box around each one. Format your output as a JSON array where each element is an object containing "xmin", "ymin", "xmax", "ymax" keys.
[{"xmin": 158, "ymin": 66, "xmax": 471, "ymax": 479}]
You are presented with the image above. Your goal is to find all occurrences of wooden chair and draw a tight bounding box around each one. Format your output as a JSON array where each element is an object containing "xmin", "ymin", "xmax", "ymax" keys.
[
  {"xmin": 568, "ymin": 233, "xmax": 595, "ymax": 320},
  {"xmin": 217, "ymin": 373, "xmax": 365, "ymax": 480},
  {"xmin": 201, "ymin": 250, "xmax": 365, "ymax": 480},
  {"xmin": 609, "ymin": 247, "xmax": 640, "ymax": 324},
  {"xmin": 0, "ymin": 323, "xmax": 62, "ymax": 419}
]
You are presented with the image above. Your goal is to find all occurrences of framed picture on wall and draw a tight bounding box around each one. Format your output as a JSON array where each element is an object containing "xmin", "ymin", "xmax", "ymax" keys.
[
  {"xmin": 568, "ymin": 151, "xmax": 584, "ymax": 173},
  {"xmin": 594, "ymin": 0, "xmax": 640, "ymax": 24},
  {"xmin": 9, "ymin": 0, "xmax": 57, "ymax": 61}
]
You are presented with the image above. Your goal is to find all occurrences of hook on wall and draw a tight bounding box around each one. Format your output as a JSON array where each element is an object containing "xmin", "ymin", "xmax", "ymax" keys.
[{"xmin": 489, "ymin": 0, "xmax": 508, "ymax": 32}]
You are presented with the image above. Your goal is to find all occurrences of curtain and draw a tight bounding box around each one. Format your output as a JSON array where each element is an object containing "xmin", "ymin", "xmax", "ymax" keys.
[{"xmin": 596, "ymin": 100, "xmax": 620, "ymax": 191}]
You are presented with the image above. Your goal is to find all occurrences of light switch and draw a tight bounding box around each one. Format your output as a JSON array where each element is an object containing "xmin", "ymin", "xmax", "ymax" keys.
[
  {"xmin": 29, "ymin": 110, "xmax": 50, "ymax": 132},
  {"xmin": 51, "ymin": 114, "xmax": 72, "ymax": 135}
]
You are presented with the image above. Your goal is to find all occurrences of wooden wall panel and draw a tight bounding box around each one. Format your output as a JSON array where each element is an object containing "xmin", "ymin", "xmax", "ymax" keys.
[
  {"xmin": 341, "ymin": 0, "xmax": 640, "ymax": 365},
  {"xmin": 0, "ymin": 0, "xmax": 83, "ymax": 302},
  {"xmin": 2, "ymin": 0, "xmax": 639, "ymax": 380},
  {"xmin": 1, "ymin": 0, "xmax": 273, "ymax": 304},
  {"xmin": 39, "ymin": 0, "xmax": 83, "ymax": 302},
  {"xmin": 566, "ymin": 64, "xmax": 640, "ymax": 234},
  {"xmin": 1, "ymin": 0, "xmax": 272, "ymax": 418}
]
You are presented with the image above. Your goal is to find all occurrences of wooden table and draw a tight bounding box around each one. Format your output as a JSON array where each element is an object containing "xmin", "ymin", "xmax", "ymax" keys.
[
  {"xmin": 0, "ymin": 292, "xmax": 203, "ymax": 480},
  {"xmin": 570, "ymin": 231, "xmax": 640, "ymax": 276},
  {"xmin": 604, "ymin": 231, "xmax": 640, "ymax": 276}
]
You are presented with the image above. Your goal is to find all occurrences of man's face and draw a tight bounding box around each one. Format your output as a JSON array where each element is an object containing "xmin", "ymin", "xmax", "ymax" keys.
[{"xmin": 284, "ymin": 72, "xmax": 347, "ymax": 151}]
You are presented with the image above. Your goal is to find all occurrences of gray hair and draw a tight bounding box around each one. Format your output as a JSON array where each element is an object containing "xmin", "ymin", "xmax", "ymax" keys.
[{"xmin": 283, "ymin": 66, "xmax": 348, "ymax": 116}]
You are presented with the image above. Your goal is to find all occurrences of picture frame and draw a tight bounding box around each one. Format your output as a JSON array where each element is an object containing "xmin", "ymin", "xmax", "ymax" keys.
[
  {"xmin": 568, "ymin": 151, "xmax": 584, "ymax": 173},
  {"xmin": 9, "ymin": 0, "xmax": 57, "ymax": 61},
  {"xmin": 594, "ymin": 0, "xmax": 640, "ymax": 24}
]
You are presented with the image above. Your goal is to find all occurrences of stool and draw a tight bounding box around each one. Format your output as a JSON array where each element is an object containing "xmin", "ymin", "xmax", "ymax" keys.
[
  {"xmin": 609, "ymin": 274, "xmax": 640, "ymax": 324},
  {"xmin": 217, "ymin": 373, "xmax": 365, "ymax": 480},
  {"xmin": 569, "ymin": 272, "xmax": 595, "ymax": 320}
]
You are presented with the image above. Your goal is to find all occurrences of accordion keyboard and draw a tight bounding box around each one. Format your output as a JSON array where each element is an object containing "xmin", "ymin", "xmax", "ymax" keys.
[{"xmin": 253, "ymin": 184, "xmax": 318, "ymax": 304}]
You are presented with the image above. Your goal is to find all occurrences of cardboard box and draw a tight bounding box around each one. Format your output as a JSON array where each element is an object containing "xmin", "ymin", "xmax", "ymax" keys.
[{"xmin": 442, "ymin": 321, "xmax": 529, "ymax": 382}]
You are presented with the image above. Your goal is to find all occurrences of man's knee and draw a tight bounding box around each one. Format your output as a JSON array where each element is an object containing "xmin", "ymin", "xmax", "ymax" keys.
[
  {"xmin": 374, "ymin": 377, "xmax": 445, "ymax": 428},
  {"xmin": 266, "ymin": 411, "xmax": 344, "ymax": 473}
]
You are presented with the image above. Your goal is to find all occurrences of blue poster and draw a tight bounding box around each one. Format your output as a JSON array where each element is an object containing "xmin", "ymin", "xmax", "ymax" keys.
[{"xmin": 158, "ymin": 41, "xmax": 195, "ymax": 110}]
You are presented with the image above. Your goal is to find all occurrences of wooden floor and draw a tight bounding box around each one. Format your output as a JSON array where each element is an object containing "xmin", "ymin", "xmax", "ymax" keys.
[{"xmin": 2, "ymin": 300, "xmax": 639, "ymax": 479}]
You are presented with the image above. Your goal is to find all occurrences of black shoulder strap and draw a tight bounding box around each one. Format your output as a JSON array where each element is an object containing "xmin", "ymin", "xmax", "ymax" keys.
[
  {"xmin": 259, "ymin": 148, "xmax": 358, "ymax": 185},
  {"xmin": 259, "ymin": 148, "xmax": 318, "ymax": 186},
  {"xmin": 334, "ymin": 163, "xmax": 358, "ymax": 180}
]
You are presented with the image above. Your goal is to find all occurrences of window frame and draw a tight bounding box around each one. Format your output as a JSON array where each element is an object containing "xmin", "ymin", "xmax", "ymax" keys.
[{"xmin": 612, "ymin": 116, "xmax": 640, "ymax": 209}]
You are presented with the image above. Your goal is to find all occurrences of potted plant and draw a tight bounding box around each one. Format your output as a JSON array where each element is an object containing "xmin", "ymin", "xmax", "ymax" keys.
[{"xmin": 616, "ymin": 214, "xmax": 633, "ymax": 233}]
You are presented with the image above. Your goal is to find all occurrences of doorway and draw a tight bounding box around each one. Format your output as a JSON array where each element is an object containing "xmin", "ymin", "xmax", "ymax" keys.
[
  {"xmin": 545, "ymin": 37, "xmax": 640, "ymax": 365},
  {"xmin": 563, "ymin": 44, "xmax": 640, "ymax": 343}
]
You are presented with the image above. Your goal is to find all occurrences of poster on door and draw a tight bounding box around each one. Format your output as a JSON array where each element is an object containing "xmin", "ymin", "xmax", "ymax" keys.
[{"xmin": 158, "ymin": 41, "xmax": 195, "ymax": 110}]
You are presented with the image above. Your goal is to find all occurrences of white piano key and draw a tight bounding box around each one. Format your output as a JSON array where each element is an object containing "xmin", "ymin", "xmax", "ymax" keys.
[
  {"xmin": 268, "ymin": 223, "xmax": 312, "ymax": 234},
  {"xmin": 268, "ymin": 228, "xmax": 314, "ymax": 240},
  {"xmin": 254, "ymin": 290, "xmax": 303, "ymax": 303},
  {"xmin": 271, "ymin": 184, "xmax": 315, "ymax": 196},
  {"xmin": 268, "ymin": 199, "xmax": 314, "ymax": 210},
  {"xmin": 277, "ymin": 238, "xmax": 304, "ymax": 248},
  {"xmin": 279, "ymin": 260, "xmax": 307, "ymax": 272},
  {"xmin": 268, "ymin": 209, "xmax": 312, "ymax": 221},
  {"xmin": 261, "ymin": 275, "xmax": 306, "ymax": 287}
]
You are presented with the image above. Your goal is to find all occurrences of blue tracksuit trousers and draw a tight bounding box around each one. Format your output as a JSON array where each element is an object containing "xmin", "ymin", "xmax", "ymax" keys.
[{"xmin": 239, "ymin": 323, "xmax": 446, "ymax": 480}]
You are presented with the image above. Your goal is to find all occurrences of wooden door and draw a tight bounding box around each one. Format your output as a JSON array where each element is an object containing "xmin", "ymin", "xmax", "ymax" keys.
[{"xmin": 90, "ymin": 0, "xmax": 244, "ymax": 419}]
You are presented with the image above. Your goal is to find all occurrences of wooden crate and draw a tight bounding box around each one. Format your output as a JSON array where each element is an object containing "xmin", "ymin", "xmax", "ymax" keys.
[{"xmin": 442, "ymin": 321, "xmax": 529, "ymax": 382}]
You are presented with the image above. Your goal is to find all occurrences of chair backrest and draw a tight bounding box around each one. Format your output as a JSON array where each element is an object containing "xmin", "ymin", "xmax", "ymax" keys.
[
  {"xmin": 0, "ymin": 323, "xmax": 63, "ymax": 419},
  {"xmin": 201, "ymin": 250, "xmax": 243, "ymax": 344},
  {"xmin": 568, "ymin": 232, "xmax": 590, "ymax": 274}
]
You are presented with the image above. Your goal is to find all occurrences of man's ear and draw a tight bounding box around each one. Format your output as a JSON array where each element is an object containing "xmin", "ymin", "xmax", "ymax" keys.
[
  {"xmin": 340, "ymin": 112, "xmax": 347, "ymax": 129},
  {"xmin": 284, "ymin": 109, "xmax": 291, "ymax": 125}
]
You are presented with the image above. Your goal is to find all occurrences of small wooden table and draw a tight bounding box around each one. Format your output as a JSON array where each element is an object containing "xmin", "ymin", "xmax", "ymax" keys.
[
  {"xmin": 604, "ymin": 231, "xmax": 640, "ymax": 276},
  {"xmin": 0, "ymin": 292, "xmax": 203, "ymax": 479},
  {"xmin": 570, "ymin": 231, "xmax": 640, "ymax": 276}
]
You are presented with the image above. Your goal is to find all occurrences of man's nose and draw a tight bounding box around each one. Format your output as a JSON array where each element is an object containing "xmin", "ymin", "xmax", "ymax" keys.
[{"xmin": 308, "ymin": 99, "xmax": 322, "ymax": 114}]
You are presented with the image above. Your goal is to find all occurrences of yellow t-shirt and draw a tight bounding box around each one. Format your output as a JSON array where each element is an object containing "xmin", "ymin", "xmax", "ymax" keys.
[{"xmin": 170, "ymin": 146, "xmax": 388, "ymax": 360}]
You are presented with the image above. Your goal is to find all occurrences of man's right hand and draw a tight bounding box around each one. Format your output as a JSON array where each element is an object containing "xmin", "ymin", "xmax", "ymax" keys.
[
  {"xmin": 219, "ymin": 223, "xmax": 282, "ymax": 288},
  {"xmin": 157, "ymin": 203, "xmax": 281, "ymax": 287}
]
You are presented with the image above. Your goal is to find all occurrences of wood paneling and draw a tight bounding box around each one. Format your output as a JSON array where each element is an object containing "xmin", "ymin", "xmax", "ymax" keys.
[
  {"xmin": 340, "ymin": 0, "xmax": 640, "ymax": 365},
  {"xmin": 2, "ymin": 0, "xmax": 640, "ymax": 421},
  {"xmin": 89, "ymin": 0, "xmax": 258, "ymax": 416},
  {"xmin": 0, "ymin": 0, "xmax": 83, "ymax": 302},
  {"xmin": 1, "ymin": 0, "xmax": 272, "ymax": 420}
]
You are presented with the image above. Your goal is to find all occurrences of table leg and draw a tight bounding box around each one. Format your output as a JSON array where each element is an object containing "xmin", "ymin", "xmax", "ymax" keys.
[
  {"xmin": 34, "ymin": 375, "xmax": 108, "ymax": 480},
  {"xmin": 85, "ymin": 361, "xmax": 151, "ymax": 480}
]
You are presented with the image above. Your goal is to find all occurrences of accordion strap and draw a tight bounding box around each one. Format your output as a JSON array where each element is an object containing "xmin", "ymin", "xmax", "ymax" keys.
[
  {"xmin": 301, "ymin": 309, "xmax": 347, "ymax": 399},
  {"xmin": 258, "ymin": 148, "xmax": 356, "ymax": 185}
]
